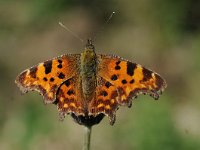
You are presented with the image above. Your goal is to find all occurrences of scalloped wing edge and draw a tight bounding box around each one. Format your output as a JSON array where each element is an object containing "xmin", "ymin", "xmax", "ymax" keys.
[
  {"xmin": 15, "ymin": 72, "xmax": 57, "ymax": 104},
  {"xmin": 15, "ymin": 54, "xmax": 80, "ymax": 104}
]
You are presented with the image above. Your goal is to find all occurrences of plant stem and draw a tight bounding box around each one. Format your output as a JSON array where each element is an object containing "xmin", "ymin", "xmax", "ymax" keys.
[{"xmin": 83, "ymin": 126, "xmax": 92, "ymax": 150}]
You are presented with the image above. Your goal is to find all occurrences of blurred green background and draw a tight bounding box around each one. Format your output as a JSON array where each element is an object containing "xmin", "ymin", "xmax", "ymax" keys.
[{"xmin": 1, "ymin": 0, "xmax": 200, "ymax": 150}]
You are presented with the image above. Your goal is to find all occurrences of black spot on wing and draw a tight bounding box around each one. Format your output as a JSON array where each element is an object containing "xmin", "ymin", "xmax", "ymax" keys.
[
  {"xmin": 65, "ymin": 80, "xmax": 70, "ymax": 87},
  {"xmin": 67, "ymin": 89, "xmax": 75, "ymax": 96},
  {"xmin": 115, "ymin": 65, "xmax": 121, "ymax": 70},
  {"xmin": 116, "ymin": 61, "xmax": 121, "ymax": 65},
  {"xmin": 111, "ymin": 74, "xmax": 118, "ymax": 81},
  {"xmin": 57, "ymin": 64, "xmax": 62, "ymax": 68},
  {"xmin": 43, "ymin": 60, "xmax": 52, "ymax": 74},
  {"xmin": 121, "ymin": 79, "xmax": 127, "ymax": 84},
  {"xmin": 58, "ymin": 72, "xmax": 65, "ymax": 79},
  {"xmin": 105, "ymin": 82, "xmax": 112, "ymax": 88},
  {"xmin": 43, "ymin": 77, "xmax": 48, "ymax": 81},
  {"xmin": 100, "ymin": 91, "xmax": 108, "ymax": 97},
  {"xmin": 50, "ymin": 77, "xmax": 54, "ymax": 82},
  {"xmin": 129, "ymin": 79, "xmax": 135, "ymax": 84},
  {"xmin": 58, "ymin": 59, "xmax": 62, "ymax": 64},
  {"xmin": 127, "ymin": 62, "xmax": 136, "ymax": 76}
]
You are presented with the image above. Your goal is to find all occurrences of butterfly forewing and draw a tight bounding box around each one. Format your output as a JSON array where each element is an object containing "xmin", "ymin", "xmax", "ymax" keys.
[
  {"xmin": 15, "ymin": 54, "xmax": 80, "ymax": 103},
  {"xmin": 97, "ymin": 55, "xmax": 167, "ymax": 106}
]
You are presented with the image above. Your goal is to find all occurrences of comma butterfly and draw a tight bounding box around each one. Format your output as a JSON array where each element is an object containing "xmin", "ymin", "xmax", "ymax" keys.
[{"xmin": 15, "ymin": 39, "xmax": 167, "ymax": 126}]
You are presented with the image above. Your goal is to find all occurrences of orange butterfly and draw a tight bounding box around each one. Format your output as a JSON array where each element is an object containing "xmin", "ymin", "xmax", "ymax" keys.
[{"xmin": 15, "ymin": 39, "xmax": 167, "ymax": 126}]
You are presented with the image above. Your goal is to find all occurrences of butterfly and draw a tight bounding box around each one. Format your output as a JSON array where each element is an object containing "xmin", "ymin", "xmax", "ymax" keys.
[{"xmin": 15, "ymin": 39, "xmax": 167, "ymax": 126}]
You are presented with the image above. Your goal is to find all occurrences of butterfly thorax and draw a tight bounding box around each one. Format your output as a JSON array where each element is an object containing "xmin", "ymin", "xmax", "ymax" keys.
[{"xmin": 80, "ymin": 40, "xmax": 97, "ymax": 101}]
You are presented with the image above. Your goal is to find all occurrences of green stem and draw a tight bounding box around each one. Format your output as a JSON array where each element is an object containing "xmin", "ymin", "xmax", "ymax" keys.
[{"xmin": 83, "ymin": 126, "xmax": 92, "ymax": 150}]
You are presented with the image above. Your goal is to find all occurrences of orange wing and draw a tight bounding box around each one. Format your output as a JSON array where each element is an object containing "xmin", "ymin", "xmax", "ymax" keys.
[
  {"xmin": 54, "ymin": 75, "xmax": 85, "ymax": 119},
  {"xmin": 15, "ymin": 54, "xmax": 80, "ymax": 104},
  {"xmin": 89, "ymin": 54, "xmax": 167, "ymax": 125},
  {"xmin": 89, "ymin": 77, "xmax": 119, "ymax": 125}
]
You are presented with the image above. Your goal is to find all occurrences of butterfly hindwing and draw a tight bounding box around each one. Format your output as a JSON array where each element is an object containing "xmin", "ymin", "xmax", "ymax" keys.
[
  {"xmin": 55, "ymin": 75, "xmax": 85, "ymax": 118},
  {"xmin": 15, "ymin": 54, "xmax": 80, "ymax": 103},
  {"xmin": 97, "ymin": 54, "xmax": 167, "ymax": 106},
  {"xmin": 89, "ymin": 77, "xmax": 118, "ymax": 125}
]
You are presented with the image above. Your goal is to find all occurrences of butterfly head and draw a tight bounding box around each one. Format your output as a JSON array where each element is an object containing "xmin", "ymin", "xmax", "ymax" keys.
[
  {"xmin": 81, "ymin": 38, "xmax": 96, "ymax": 61},
  {"xmin": 85, "ymin": 39, "xmax": 95, "ymax": 52}
]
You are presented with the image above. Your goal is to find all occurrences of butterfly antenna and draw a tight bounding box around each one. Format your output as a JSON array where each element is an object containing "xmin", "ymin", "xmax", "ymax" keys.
[
  {"xmin": 93, "ymin": 11, "xmax": 115, "ymax": 41},
  {"xmin": 106, "ymin": 11, "xmax": 115, "ymax": 24},
  {"xmin": 59, "ymin": 22, "xmax": 84, "ymax": 43}
]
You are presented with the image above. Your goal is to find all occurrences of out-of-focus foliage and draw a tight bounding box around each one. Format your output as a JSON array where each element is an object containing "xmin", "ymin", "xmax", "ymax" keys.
[{"xmin": 0, "ymin": 0, "xmax": 200, "ymax": 150}]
